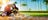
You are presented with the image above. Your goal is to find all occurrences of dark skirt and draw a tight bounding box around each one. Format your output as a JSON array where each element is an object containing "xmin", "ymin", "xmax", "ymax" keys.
[{"xmin": 6, "ymin": 11, "xmax": 11, "ymax": 16}]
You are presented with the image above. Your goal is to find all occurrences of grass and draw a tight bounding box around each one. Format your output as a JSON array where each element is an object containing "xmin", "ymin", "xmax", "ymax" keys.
[
  {"xmin": 20, "ymin": 11, "xmax": 48, "ymax": 16},
  {"xmin": 0, "ymin": 11, "xmax": 48, "ymax": 16}
]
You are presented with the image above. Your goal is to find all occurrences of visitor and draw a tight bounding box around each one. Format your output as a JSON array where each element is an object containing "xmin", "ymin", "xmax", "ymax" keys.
[{"xmin": 4, "ymin": 4, "xmax": 12, "ymax": 16}]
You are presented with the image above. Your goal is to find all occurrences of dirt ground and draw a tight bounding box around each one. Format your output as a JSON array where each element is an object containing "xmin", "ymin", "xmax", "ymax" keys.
[{"xmin": 0, "ymin": 16, "xmax": 48, "ymax": 20}]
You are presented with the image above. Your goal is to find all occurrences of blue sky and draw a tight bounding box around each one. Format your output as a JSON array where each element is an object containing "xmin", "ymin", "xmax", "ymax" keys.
[
  {"xmin": 1, "ymin": 0, "xmax": 46, "ymax": 11},
  {"xmin": 18, "ymin": 0, "xmax": 46, "ymax": 11}
]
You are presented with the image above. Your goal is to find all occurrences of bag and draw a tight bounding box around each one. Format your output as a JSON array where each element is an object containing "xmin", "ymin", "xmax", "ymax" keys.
[{"xmin": 2, "ymin": 12, "xmax": 7, "ymax": 16}]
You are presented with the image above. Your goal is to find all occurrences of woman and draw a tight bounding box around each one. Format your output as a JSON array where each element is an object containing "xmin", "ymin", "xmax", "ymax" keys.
[{"xmin": 4, "ymin": 4, "xmax": 12, "ymax": 16}]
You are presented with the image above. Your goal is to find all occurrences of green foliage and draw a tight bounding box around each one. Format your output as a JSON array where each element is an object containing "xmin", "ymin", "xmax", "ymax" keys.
[
  {"xmin": 13, "ymin": 2, "xmax": 17, "ymax": 4},
  {"xmin": 43, "ymin": 0, "xmax": 46, "ymax": 3},
  {"xmin": 44, "ymin": 0, "xmax": 46, "ymax": 2},
  {"xmin": 29, "ymin": 8, "xmax": 32, "ymax": 11},
  {"xmin": 46, "ymin": 0, "xmax": 48, "ymax": 4},
  {"xmin": 31, "ymin": 0, "xmax": 36, "ymax": 2},
  {"xmin": 22, "ymin": 4, "xmax": 27, "ymax": 6},
  {"xmin": 30, "ymin": 15, "xmax": 48, "ymax": 17}
]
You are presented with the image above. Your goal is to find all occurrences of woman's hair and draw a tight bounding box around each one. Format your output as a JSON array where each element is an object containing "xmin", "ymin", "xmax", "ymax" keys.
[
  {"xmin": 14, "ymin": 2, "xmax": 17, "ymax": 4},
  {"xmin": 16, "ymin": 7, "xmax": 18, "ymax": 10},
  {"xmin": 13, "ymin": 4, "xmax": 19, "ymax": 10},
  {"xmin": 13, "ymin": 7, "xmax": 18, "ymax": 10}
]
